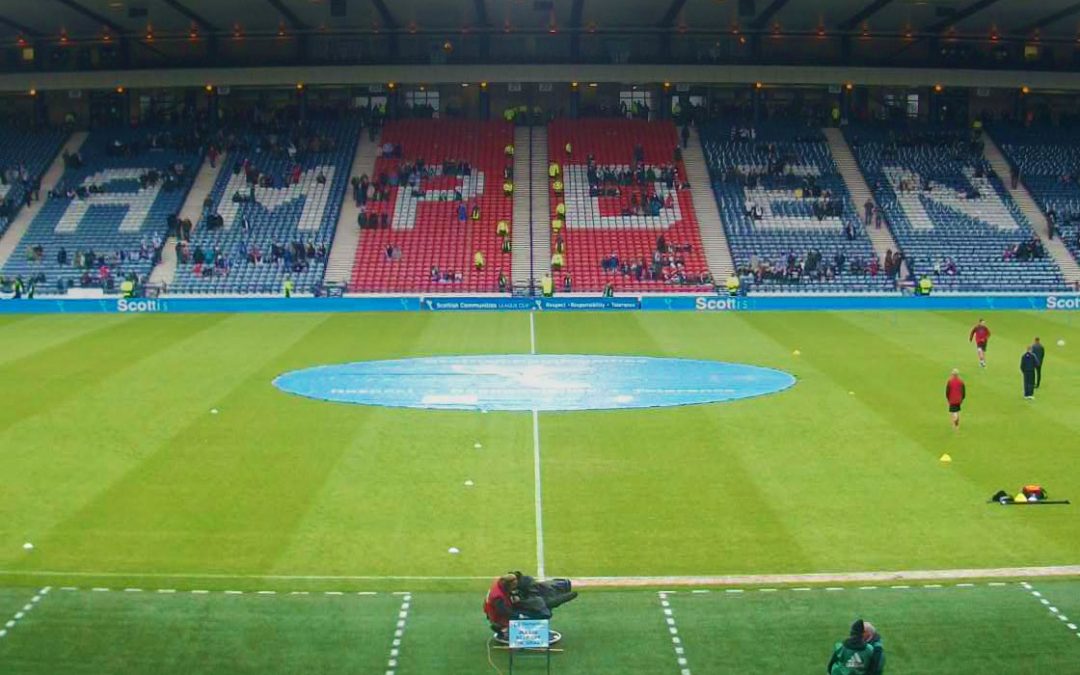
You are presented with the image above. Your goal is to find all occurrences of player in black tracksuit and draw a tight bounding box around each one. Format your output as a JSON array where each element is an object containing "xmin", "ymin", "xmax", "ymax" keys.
[
  {"xmin": 1020, "ymin": 347, "xmax": 1039, "ymax": 399},
  {"xmin": 1031, "ymin": 337, "xmax": 1045, "ymax": 388}
]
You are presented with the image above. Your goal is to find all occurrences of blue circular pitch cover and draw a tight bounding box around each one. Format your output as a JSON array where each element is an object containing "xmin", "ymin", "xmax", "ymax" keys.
[{"xmin": 273, "ymin": 355, "xmax": 796, "ymax": 412}]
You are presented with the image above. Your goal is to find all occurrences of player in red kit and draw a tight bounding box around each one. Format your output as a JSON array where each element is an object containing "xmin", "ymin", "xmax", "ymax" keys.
[
  {"xmin": 969, "ymin": 318, "xmax": 990, "ymax": 368},
  {"xmin": 946, "ymin": 368, "xmax": 966, "ymax": 430}
]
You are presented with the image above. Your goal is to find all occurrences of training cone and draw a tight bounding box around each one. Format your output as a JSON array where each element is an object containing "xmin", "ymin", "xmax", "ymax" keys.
[
  {"xmin": 939, "ymin": 453, "xmax": 952, "ymax": 463},
  {"xmin": 1014, "ymin": 492, "xmax": 1027, "ymax": 503},
  {"xmin": 793, "ymin": 349, "xmax": 801, "ymax": 356}
]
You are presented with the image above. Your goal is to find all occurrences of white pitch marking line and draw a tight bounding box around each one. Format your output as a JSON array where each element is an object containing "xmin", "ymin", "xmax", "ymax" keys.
[
  {"xmin": 658, "ymin": 593, "xmax": 691, "ymax": 675},
  {"xmin": 384, "ymin": 593, "xmax": 412, "ymax": 675},
  {"xmin": 8, "ymin": 565, "xmax": 1080, "ymax": 587},
  {"xmin": 1022, "ymin": 582, "xmax": 1078, "ymax": 644},
  {"xmin": 529, "ymin": 311, "xmax": 536, "ymax": 355},
  {"xmin": 0, "ymin": 587, "xmax": 50, "ymax": 641},
  {"xmin": 528, "ymin": 311, "xmax": 546, "ymax": 579},
  {"xmin": 532, "ymin": 408, "xmax": 545, "ymax": 579}
]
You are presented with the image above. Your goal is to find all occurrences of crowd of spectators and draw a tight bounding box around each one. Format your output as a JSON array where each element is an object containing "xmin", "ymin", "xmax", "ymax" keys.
[
  {"xmin": 599, "ymin": 234, "xmax": 712, "ymax": 287},
  {"xmin": 738, "ymin": 249, "xmax": 885, "ymax": 285}
]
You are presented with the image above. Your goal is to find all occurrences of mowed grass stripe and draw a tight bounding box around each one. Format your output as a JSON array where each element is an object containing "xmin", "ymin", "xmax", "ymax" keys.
[
  {"xmin": 538, "ymin": 313, "xmax": 818, "ymax": 576},
  {"xmin": 0, "ymin": 314, "xmax": 231, "ymax": 435},
  {"xmin": 748, "ymin": 311, "xmax": 1080, "ymax": 570},
  {"xmin": 0, "ymin": 314, "xmax": 335, "ymax": 575},
  {"xmin": 269, "ymin": 312, "xmax": 537, "ymax": 578},
  {"xmin": 667, "ymin": 312, "xmax": 996, "ymax": 573},
  {"xmin": 0, "ymin": 315, "xmax": 117, "ymax": 368}
]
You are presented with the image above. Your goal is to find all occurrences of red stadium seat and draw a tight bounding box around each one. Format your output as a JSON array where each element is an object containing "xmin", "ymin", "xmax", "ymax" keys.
[
  {"xmin": 349, "ymin": 120, "xmax": 513, "ymax": 293},
  {"xmin": 546, "ymin": 119, "xmax": 711, "ymax": 292}
]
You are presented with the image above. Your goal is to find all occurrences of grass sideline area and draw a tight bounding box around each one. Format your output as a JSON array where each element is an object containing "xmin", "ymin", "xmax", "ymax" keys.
[
  {"xmin": 0, "ymin": 310, "xmax": 1078, "ymax": 670},
  {"xmin": 0, "ymin": 582, "xmax": 1078, "ymax": 673}
]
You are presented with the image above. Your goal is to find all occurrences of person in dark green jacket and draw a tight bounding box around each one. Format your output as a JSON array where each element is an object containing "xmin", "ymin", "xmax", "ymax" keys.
[
  {"xmin": 862, "ymin": 621, "xmax": 885, "ymax": 674},
  {"xmin": 827, "ymin": 619, "xmax": 878, "ymax": 675}
]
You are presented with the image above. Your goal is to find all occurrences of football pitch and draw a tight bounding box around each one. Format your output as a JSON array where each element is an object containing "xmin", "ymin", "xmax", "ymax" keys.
[{"xmin": 1, "ymin": 309, "xmax": 1079, "ymax": 672}]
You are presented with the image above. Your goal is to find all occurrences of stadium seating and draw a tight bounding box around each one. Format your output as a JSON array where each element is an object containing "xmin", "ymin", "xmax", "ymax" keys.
[
  {"xmin": 171, "ymin": 119, "xmax": 359, "ymax": 294},
  {"xmin": 844, "ymin": 125, "xmax": 1068, "ymax": 292},
  {"xmin": 991, "ymin": 125, "xmax": 1080, "ymax": 270},
  {"xmin": 545, "ymin": 118, "xmax": 712, "ymax": 292},
  {"xmin": 0, "ymin": 128, "xmax": 66, "ymax": 238},
  {"xmin": 1, "ymin": 128, "xmax": 201, "ymax": 294},
  {"xmin": 700, "ymin": 122, "xmax": 895, "ymax": 293},
  {"xmin": 349, "ymin": 119, "xmax": 513, "ymax": 293}
]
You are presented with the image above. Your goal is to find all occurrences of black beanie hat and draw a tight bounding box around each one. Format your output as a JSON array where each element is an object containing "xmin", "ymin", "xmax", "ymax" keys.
[{"xmin": 850, "ymin": 619, "xmax": 865, "ymax": 636}]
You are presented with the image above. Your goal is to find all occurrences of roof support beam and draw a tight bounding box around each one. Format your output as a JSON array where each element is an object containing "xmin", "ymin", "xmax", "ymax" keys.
[
  {"xmin": 474, "ymin": 0, "xmax": 488, "ymax": 27},
  {"xmin": 474, "ymin": 0, "xmax": 490, "ymax": 58},
  {"xmin": 370, "ymin": 0, "xmax": 399, "ymax": 29},
  {"xmin": 570, "ymin": 0, "xmax": 585, "ymax": 61},
  {"xmin": 266, "ymin": 0, "xmax": 309, "ymax": 30},
  {"xmin": 0, "ymin": 15, "xmax": 43, "ymax": 38},
  {"xmin": 925, "ymin": 0, "xmax": 1004, "ymax": 33},
  {"xmin": 1016, "ymin": 1, "xmax": 1080, "ymax": 35},
  {"xmin": 53, "ymin": 0, "xmax": 127, "ymax": 34},
  {"xmin": 751, "ymin": 0, "xmax": 794, "ymax": 30},
  {"xmin": 161, "ymin": 0, "xmax": 219, "ymax": 32},
  {"xmin": 658, "ymin": 0, "xmax": 688, "ymax": 28},
  {"xmin": 838, "ymin": 0, "xmax": 896, "ymax": 32}
]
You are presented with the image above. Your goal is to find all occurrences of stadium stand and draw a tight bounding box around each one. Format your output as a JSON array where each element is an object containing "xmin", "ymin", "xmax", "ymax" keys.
[
  {"xmin": 0, "ymin": 128, "xmax": 66, "ymax": 239},
  {"xmin": 701, "ymin": 123, "xmax": 896, "ymax": 293},
  {"xmin": 170, "ymin": 119, "xmax": 358, "ymax": 294},
  {"xmin": 991, "ymin": 125, "xmax": 1080, "ymax": 278},
  {"xmin": 545, "ymin": 118, "xmax": 712, "ymax": 292},
  {"xmin": 349, "ymin": 119, "xmax": 513, "ymax": 293},
  {"xmin": 1, "ymin": 128, "xmax": 202, "ymax": 294},
  {"xmin": 844, "ymin": 125, "xmax": 1069, "ymax": 292}
]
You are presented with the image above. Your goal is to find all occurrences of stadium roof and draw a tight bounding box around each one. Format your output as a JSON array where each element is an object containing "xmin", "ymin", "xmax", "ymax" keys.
[{"xmin": 1, "ymin": 0, "xmax": 1078, "ymax": 41}]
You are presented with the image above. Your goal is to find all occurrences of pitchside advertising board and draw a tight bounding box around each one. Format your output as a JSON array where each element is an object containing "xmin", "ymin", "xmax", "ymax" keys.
[{"xmin": 0, "ymin": 295, "xmax": 1078, "ymax": 313}]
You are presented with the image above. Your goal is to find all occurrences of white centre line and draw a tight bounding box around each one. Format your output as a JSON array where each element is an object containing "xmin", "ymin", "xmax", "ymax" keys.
[
  {"xmin": 532, "ymin": 409, "xmax": 546, "ymax": 579},
  {"xmin": 384, "ymin": 592, "xmax": 412, "ymax": 675},
  {"xmin": 529, "ymin": 311, "xmax": 536, "ymax": 355},
  {"xmin": 529, "ymin": 310, "xmax": 545, "ymax": 579},
  {"xmin": 0, "ymin": 587, "xmax": 50, "ymax": 640},
  {"xmin": 1021, "ymin": 582, "xmax": 1080, "ymax": 640},
  {"xmin": 658, "ymin": 592, "xmax": 692, "ymax": 675}
]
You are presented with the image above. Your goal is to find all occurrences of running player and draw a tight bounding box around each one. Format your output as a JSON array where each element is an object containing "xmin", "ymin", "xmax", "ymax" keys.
[
  {"xmin": 969, "ymin": 318, "xmax": 991, "ymax": 367},
  {"xmin": 946, "ymin": 368, "xmax": 966, "ymax": 430}
]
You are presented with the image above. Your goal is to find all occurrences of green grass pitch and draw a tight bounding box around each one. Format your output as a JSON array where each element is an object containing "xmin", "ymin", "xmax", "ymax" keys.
[{"xmin": 0, "ymin": 309, "xmax": 1078, "ymax": 672}]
